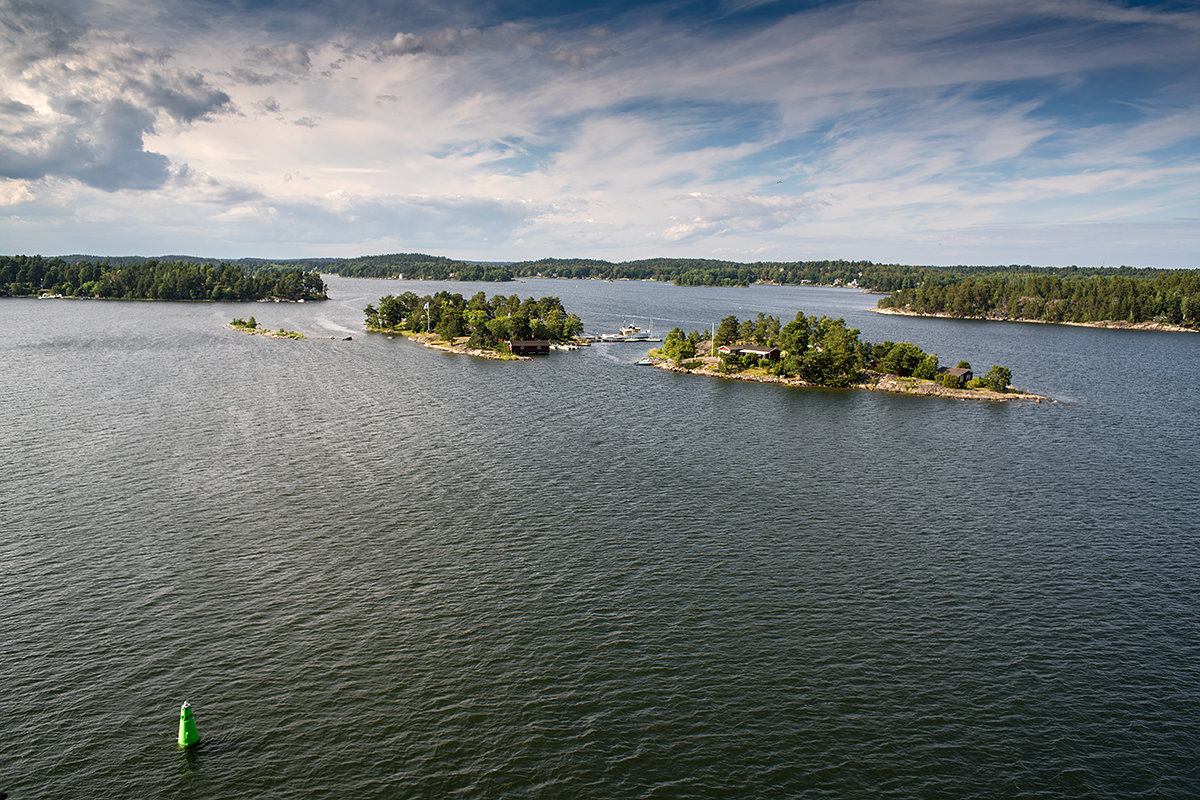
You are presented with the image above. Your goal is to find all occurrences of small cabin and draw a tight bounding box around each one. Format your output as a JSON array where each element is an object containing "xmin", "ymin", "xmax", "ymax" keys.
[
  {"xmin": 937, "ymin": 366, "xmax": 973, "ymax": 385},
  {"xmin": 509, "ymin": 340, "xmax": 551, "ymax": 355}
]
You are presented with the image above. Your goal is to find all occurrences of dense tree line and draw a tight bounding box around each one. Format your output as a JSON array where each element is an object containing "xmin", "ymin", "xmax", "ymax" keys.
[
  {"xmin": 878, "ymin": 269, "xmax": 1200, "ymax": 328},
  {"xmin": 658, "ymin": 311, "xmax": 1012, "ymax": 390},
  {"xmin": 0, "ymin": 255, "xmax": 326, "ymax": 301},
  {"xmin": 320, "ymin": 255, "xmax": 1199, "ymax": 299},
  {"xmin": 364, "ymin": 291, "xmax": 582, "ymax": 353},
  {"xmin": 26, "ymin": 252, "xmax": 1196, "ymax": 327},
  {"xmin": 318, "ymin": 253, "xmax": 514, "ymax": 281},
  {"xmin": 329, "ymin": 258, "xmax": 1199, "ymax": 309},
  {"xmin": 46, "ymin": 252, "xmax": 512, "ymax": 281},
  {"xmin": 506, "ymin": 257, "xmax": 896, "ymax": 288}
]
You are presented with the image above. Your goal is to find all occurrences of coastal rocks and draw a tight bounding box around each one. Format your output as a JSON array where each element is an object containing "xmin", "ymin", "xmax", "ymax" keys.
[
  {"xmin": 405, "ymin": 332, "xmax": 525, "ymax": 360},
  {"xmin": 867, "ymin": 374, "xmax": 1046, "ymax": 402},
  {"xmin": 227, "ymin": 323, "xmax": 305, "ymax": 339},
  {"xmin": 646, "ymin": 356, "xmax": 1049, "ymax": 402}
]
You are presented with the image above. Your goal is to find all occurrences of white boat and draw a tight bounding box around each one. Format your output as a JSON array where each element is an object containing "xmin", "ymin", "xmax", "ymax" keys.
[{"xmin": 597, "ymin": 321, "xmax": 662, "ymax": 342}]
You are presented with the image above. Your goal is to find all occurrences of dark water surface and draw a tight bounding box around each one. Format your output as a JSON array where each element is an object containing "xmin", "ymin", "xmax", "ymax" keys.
[{"xmin": 3, "ymin": 277, "xmax": 1199, "ymax": 799}]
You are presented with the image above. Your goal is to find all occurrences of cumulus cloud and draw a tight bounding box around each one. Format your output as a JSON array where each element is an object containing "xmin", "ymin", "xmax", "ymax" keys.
[
  {"xmin": 0, "ymin": 97, "xmax": 36, "ymax": 119},
  {"xmin": 126, "ymin": 72, "xmax": 232, "ymax": 123},
  {"xmin": 0, "ymin": 0, "xmax": 231, "ymax": 191}
]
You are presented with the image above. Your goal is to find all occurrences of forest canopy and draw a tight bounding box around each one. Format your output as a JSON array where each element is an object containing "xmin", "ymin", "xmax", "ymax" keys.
[
  {"xmin": 10, "ymin": 251, "xmax": 1197, "ymax": 328},
  {"xmin": 877, "ymin": 270, "xmax": 1200, "ymax": 328},
  {"xmin": 0, "ymin": 255, "xmax": 326, "ymax": 302},
  {"xmin": 658, "ymin": 311, "xmax": 1012, "ymax": 391},
  {"xmin": 365, "ymin": 291, "xmax": 583, "ymax": 353}
]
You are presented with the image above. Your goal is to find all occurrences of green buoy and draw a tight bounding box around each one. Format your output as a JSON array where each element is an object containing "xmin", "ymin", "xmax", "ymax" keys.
[{"xmin": 177, "ymin": 702, "xmax": 199, "ymax": 747}]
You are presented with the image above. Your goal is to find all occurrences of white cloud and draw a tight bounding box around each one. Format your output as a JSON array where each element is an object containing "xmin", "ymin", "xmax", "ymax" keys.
[
  {"xmin": 2, "ymin": 0, "xmax": 1198, "ymax": 265},
  {"xmin": 378, "ymin": 28, "xmax": 483, "ymax": 58},
  {"xmin": 247, "ymin": 43, "xmax": 313, "ymax": 74},
  {"xmin": 0, "ymin": 0, "xmax": 231, "ymax": 190},
  {"xmin": 550, "ymin": 44, "xmax": 619, "ymax": 69},
  {"xmin": 0, "ymin": 179, "xmax": 35, "ymax": 205}
]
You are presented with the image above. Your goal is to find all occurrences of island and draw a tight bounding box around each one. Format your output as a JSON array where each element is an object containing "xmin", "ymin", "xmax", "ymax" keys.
[
  {"xmin": 229, "ymin": 317, "xmax": 306, "ymax": 339},
  {"xmin": 644, "ymin": 312, "xmax": 1047, "ymax": 402},
  {"xmin": 364, "ymin": 291, "xmax": 584, "ymax": 359}
]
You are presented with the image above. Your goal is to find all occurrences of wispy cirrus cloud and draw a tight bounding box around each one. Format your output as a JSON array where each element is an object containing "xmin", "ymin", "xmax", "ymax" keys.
[{"xmin": 378, "ymin": 28, "xmax": 484, "ymax": 58}]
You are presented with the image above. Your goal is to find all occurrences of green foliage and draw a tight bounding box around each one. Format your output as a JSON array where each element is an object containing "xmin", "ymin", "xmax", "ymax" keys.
[
  {"xmin": 505, "ymin": 257, "xmax": 916, "ymax": 289},
  {"xmin": 880, "ymin": 268, "xmax": 1200, "ymax": 328},
  {"xmin": 0, "ymin": 255, "xmax": 326, "ymax": 301},
  {"xmin": 777, "ymin": 312, "xmax": 808, "ymax": 355},
  {"xmin": 941, "ymin": 372, "xmax": 966, "ymax": 389},
  {"xmin": 880, "ymin": 341, "xmax": 926, "ymax": 377},
  {"xmin": 870, "ymin": 341, "xmax": 895, "ymax": 363},
  {"xmin": 752, "ymin": 313, "xmax": 779, "ymax": 344},
  {"xmin": 716, "ymin": 355, "xmax": 741, "ymax": 374},
  {"xmin": 781, "ymin": 315, "xmax": 863, "ymax": 387},
  {"xmin": 34, "ymin": 253, "xmax": 1200, "ymax": 304},
  {"xmin": 715, "ymin": 315, "xmax": 740, "ymax": 347},
  {"xmin": 277, "ymin": 252, "xmax": 513, "ymax": 281},
  {"xmin": 983, "ymin": 365, "xmax": 1013, "ymax": 392},
  {"xmin": 365, "ymin": 291, "xmax": 579, "ymax": 353},
  {"xmin": 957, "ymin": 361, "xmax": 972, "ymax": 370},
  {"xmin": 914, "ymin": 353, "xmax": 940, "ymax": 380},
  {"xmin": 703, "ymin": 310, "xmax": 866, "ymax": 386},
  {"xmin": 435, "ymin": 308, "xmax": 465, "ymax": 340},
  {"xmin": 662, "ymin": 328, "xmax": 696, "ymax": 363}
]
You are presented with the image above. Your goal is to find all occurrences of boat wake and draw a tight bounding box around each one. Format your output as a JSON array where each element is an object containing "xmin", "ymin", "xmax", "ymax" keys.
[{"xmin": 315, "ymin": 316, "xmax": 357, "ymax": 335}]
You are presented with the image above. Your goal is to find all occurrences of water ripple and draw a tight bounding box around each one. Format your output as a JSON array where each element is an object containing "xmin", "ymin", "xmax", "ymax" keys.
[{"xmin": 2, "ymin": 285, "xmax": 1199, "ymax": 798}]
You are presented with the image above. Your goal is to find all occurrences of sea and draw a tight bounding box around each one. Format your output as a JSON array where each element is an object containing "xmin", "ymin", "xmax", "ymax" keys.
[{"xmin": 2, "ymin": 275, "xmax": 1198, "ymax": 799}]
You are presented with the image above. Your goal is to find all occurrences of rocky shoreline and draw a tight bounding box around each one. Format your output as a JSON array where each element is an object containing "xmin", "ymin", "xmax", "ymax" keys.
[
  {"xmin": 370, "ymin": 329, "xmax": 525, "ymax": 360},
  {"xmin": 643, "ymin": 355, "xmax": 1050, "ymax": 403},
  {"xmin": 228, "ymin": 322, "xmax": 305, "ymax": 339},
  {"xmin": 871, "ymin": 306, "xmax": 1196, "ymax": 333}
]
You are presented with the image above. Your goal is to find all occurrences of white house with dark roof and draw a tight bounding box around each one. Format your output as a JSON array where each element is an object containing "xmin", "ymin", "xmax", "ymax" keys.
[{"xmin": 717, "ymin": 344, "xmax": 781, "ymax": 360}]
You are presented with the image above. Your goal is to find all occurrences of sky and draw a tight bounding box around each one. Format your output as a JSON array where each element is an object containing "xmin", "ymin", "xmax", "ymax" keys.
[{"xmin": 1, "ymin": 0, "xmax": 1198, "ymax": 266}]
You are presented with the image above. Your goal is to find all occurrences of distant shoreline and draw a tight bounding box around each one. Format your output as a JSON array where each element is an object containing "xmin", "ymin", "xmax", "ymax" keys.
[
  {"xmin": 24, "ymin": 293, "xmax": 319, "ymax": 304},
  {"xmin": 643, "ymin": 355, "xmax": 1050, "ymax": 403},
  {"xmin": 871, "ymin": 306, "xmax": 1197, "ymax": 333}
]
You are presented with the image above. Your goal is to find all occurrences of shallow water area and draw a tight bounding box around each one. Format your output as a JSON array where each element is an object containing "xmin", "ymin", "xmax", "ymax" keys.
[{"xmin": 2, "ymin": 277, "xmax": 1199, "ymax": 798}]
